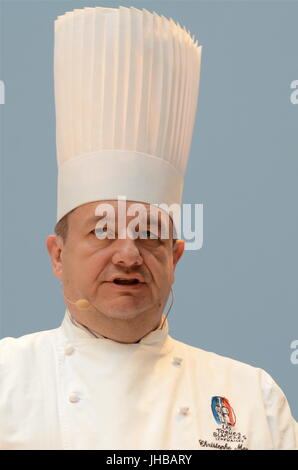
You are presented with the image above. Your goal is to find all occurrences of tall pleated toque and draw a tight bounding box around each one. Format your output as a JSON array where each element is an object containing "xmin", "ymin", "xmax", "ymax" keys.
[{"xmin": 54, "ymin": 6, "xmax": 202, "ymax": 223}]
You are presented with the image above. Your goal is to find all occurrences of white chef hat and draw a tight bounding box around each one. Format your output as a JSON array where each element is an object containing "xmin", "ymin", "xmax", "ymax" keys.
[{"xmin": 54, "ymin": 6, "xmax": 202, "ymax": 227}]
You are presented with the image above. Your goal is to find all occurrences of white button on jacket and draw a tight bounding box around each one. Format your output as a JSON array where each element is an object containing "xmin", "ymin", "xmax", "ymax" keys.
[
  {"xmin": 64, "ymin": 344, "xmax": 75, "ymax": 356},
  {"xmin": 68, "ymin": 393, "xmax": 80, "ymax": 403},
  {"xmin": 0, "ymin": 309, "xmax": 297, "ymax": 450}
]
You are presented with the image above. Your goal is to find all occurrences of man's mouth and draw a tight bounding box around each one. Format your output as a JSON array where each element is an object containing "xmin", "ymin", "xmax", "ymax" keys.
[
  {"xmin": 104, "ymin": 278, "xmax": 146, "ymax": 289},
  {"xmin": 113, "ymin": 278, "xmax": 142, "ymax": 285}
]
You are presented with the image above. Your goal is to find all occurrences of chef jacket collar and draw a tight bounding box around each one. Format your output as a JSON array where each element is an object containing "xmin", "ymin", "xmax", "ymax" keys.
[{"xmin": 61, "ymin": 308, "xmax": 170, "ymax": 346}]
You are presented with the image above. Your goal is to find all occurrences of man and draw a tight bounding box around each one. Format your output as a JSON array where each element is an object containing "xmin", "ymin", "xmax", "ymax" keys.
[
  {"xmin": 47, "ymin": 199, "xmax": 183, "ymax": 344},
  {"xmin": 0, "ymin": 6, "xmax": 297, "ymax": 450}
]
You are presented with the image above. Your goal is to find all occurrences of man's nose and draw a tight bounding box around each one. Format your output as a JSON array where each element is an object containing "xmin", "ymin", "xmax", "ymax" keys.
[{"xmin": 111, "ymin": 238, "xmax": 143, "ymax": 268}]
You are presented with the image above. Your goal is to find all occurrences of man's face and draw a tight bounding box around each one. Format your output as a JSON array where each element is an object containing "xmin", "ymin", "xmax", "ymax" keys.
[{"xmin": 47, "ymin": 200, "xmax": 184, "ymax": 328}]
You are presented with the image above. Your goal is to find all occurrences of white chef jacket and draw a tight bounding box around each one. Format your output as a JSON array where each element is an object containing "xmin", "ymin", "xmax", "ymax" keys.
[{"xmin": 0, "ymin": 308, "xmax": 297, "ymax": 450}]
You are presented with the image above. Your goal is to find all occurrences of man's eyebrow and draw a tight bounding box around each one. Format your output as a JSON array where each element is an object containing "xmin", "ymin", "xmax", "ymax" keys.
[
  {"xmin": 84, "ymin": 215, "xmax": 107, "ymax": 226},
  {"xmin": 84, "ymin": 213, "xmax": 167, "ymax": 227}
]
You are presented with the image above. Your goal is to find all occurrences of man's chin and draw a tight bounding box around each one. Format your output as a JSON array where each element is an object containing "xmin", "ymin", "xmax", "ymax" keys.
[
  {"xmin": 99, "ymin": 309, "xmax": 146, "ymax": 321},
  {"xmin": 92, "ymin": 291, "xmax": 160, "ymax": 320}
]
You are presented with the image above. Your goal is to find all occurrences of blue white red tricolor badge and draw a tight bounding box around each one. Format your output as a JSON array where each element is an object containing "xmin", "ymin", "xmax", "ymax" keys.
[{"xmin": 211, "ymin": 396, "xmax": 236, "ymax": 426}]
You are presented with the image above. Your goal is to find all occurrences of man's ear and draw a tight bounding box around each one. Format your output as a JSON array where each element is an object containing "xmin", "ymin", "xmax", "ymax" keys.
[
  {"xmin": 46, "ymin": 235, "xmax": 64, "ymax": 279},
  {"xmin": 173, "ymin": 239, "xmax": 184, "ymax": 269}
]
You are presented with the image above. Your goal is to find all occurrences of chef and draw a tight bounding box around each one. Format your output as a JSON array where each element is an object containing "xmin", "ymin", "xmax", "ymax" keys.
[{"xmin": 0, "ymin": 6, "xmax": 297, "ymax": 450}]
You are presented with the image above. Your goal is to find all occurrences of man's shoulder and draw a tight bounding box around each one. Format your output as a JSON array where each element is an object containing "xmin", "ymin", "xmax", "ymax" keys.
[
  {"xmin": 0, "ymin": 326, "xmax": 58, "ymax": 363},
  {"xmin": 169, "ymin": 335, "xmax": 264, "ymax": 379}
]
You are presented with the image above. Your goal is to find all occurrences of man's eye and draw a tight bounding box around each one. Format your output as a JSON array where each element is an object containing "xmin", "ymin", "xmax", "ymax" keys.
[
  {"xmin": 139, "ymin": 230, "xmax": 159, "ymax": 239},
  {"xmin": 91, "ymin": 228, "xmax": 105, "ymax": 234},
  {"xmin": 90, "ymin": 229, "xmax": 160, "ymax": 239},
  {"xmin": 91, "ymin": 227, "xmax": 110, "ymax": 237}
]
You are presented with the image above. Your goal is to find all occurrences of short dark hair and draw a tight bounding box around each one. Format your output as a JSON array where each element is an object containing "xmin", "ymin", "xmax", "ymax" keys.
[
  {"xmin": 54, "ymin": 209, "xmax": 75, "ymax": 243},
  {"xmin": 54, "ymin": 208, "xmax": 178, "ymax": 245}
]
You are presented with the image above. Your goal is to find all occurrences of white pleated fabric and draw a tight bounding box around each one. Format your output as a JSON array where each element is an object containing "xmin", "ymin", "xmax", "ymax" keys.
[{"xmin": 54, "ymin": 6, "xmax": 202, "ymax": 223}]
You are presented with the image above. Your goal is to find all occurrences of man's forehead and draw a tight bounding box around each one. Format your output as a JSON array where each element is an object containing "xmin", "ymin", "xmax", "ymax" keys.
[{"xmin": 72, "ymin": 200, "xmax": 172, "ymax": 226}]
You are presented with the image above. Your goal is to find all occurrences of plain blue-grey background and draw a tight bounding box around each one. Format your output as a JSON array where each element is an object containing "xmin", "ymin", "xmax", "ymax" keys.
[{"xmin": 0, "ymin": 0, "xmax": 297, "ymax": 420}]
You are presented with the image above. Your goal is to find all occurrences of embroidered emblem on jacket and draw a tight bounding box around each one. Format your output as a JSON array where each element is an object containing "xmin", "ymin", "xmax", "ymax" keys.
[
  {"xmin": 211, "ymin": 396, "xmax": 236, "ymax": 426},
  {"xmin": 198, "ymin": 397, "xmax": 248, "ymax": 449}
]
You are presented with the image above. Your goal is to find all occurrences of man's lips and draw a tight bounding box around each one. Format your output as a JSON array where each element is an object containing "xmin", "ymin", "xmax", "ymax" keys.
[
  {"xmin": 108, "ymin": 275, "xmax": 145, "ymax": 283},
  {"xmin": 103, "ymin": 280, "xmax": 146, "ymax": 289}
]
